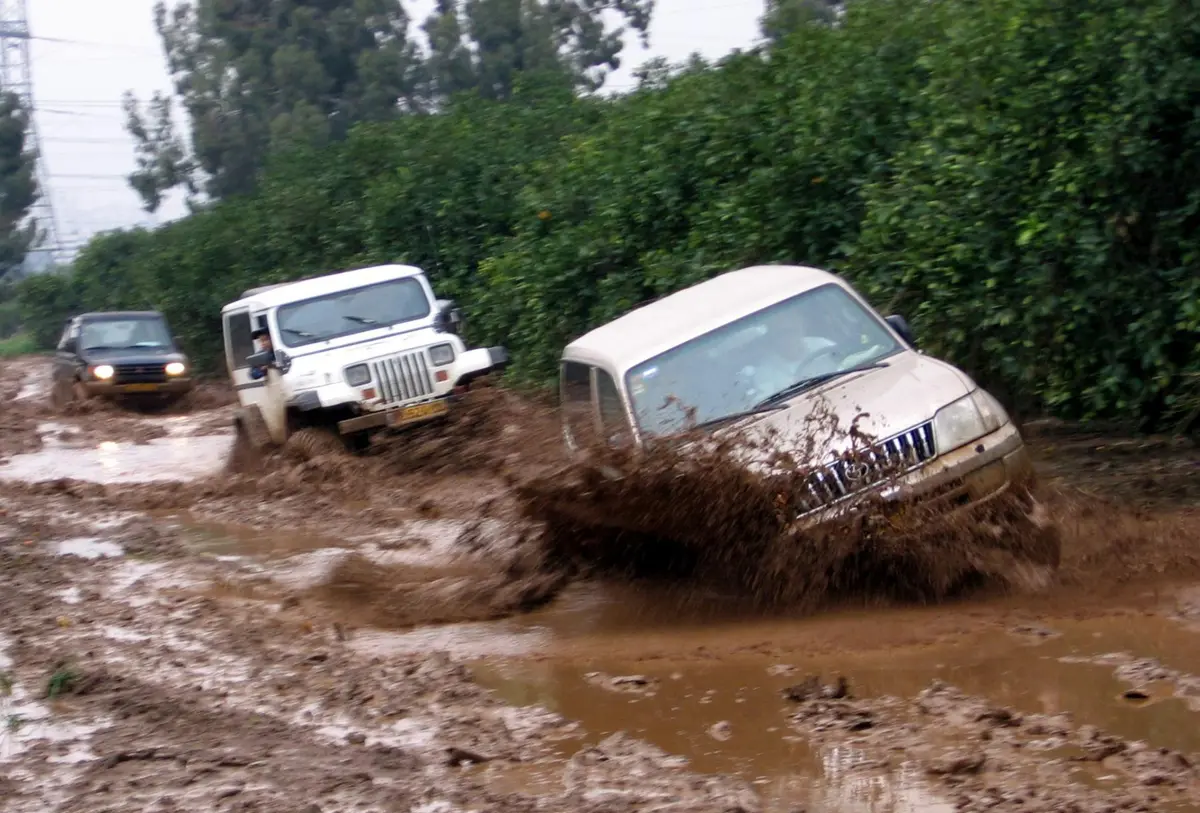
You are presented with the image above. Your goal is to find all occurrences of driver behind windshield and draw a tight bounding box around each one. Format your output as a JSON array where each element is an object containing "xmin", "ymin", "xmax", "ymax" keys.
[{"xmin": 738, "ymin": 306, "xmax": 841, "ymax": 402}]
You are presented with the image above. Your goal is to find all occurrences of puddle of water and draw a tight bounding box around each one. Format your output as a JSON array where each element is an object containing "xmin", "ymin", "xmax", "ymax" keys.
[
  {"xmin": 349, "ymin": 625, "xmax": 550, "ymax": 660},
  {"xmin": 345, "ymin": 581, "xmax": 1200, "ymax": 811},
  {"xmin": 0, "ymin": 429, "xmax": 232, "ymax": 484},
  {"xmin": 55, "ymin": 537, "xmax": 124, "ymax": 559},
  {"xmin": 14, "ymin": 373, "xmax": 46, "ymax": 402}
]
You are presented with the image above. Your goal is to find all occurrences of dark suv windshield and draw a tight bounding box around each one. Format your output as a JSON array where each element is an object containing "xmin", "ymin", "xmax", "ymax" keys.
[
  {"xmin": 275, "ymin": 278, "xmax": 431, "ymax": 347},
  {"xmin": 80, "ymin": 318, "xmax": 173, "ymax": 351}
]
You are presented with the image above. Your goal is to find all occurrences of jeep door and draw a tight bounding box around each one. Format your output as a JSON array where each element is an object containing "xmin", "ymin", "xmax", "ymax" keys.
[{"xmin": 223, "ymin": 307, "xmax": 271, "ymax": 414}]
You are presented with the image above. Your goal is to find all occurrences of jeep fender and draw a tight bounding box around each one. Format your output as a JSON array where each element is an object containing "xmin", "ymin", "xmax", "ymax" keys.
[{"xmin": 454, "ymin": 346, "xmax": 509, "ymax": 387}]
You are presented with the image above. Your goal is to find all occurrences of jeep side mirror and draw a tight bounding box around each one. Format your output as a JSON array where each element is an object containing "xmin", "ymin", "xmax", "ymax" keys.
[
  {"xmin": 246, "ymin": 350, "xmax": 274, "ymax": 368},
  {"xmin": 886, "ymin": 314, "xmax": 917, "ymax": 347},
  {"xmin": 433, "ymin": 299, "xmax": 464, "ymax": 335}
]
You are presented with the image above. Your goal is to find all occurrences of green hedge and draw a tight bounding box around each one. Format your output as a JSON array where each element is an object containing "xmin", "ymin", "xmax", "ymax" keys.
[{"xmin": 16, "ymin": 0, "xmax": 1200, "ymax": 428}]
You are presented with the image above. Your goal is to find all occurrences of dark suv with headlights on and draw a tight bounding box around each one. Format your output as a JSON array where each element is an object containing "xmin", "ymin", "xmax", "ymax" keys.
[{"xmin": 52, "ymin": 311, "xmax": 195, "ymax": 407}]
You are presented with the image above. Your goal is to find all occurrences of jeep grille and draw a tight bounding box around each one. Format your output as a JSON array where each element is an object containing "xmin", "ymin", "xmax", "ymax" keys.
[
  {"xmin": 372, "ymin": 350, "xmax": 435, "ymax": 405},
  {"xmin": 796, "ymin": 421, "xmax": 937, "ymax": 516}
]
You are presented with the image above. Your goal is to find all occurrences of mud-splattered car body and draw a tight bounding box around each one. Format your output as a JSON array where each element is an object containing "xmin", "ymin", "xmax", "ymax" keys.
[
  {"xmin": 558, "ymin": 265, "xmax": 1049, "ymax": 549},
  {"xmin": 222, "ymin": 263, "xmax": 508, "ymax": 453},
  {"xmin": 52, "ymin": 311, "xmax": 194, "ymax": 406}
]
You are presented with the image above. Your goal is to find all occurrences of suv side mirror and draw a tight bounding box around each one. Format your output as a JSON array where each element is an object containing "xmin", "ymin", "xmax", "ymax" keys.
[
  {"xmin": 63, "ymin": 338, "xmax": 78, "ymax": 354},
  {"xmin": 246, "ymin": 350, "xmax": 274, "ymax": 368},
  {"xmin": 433, "ymin": 299, "xmax": 464, "ymax": 335},
  {"xmin": 885, "ymin": 314, "xmax": 917, "ymax": 347}
]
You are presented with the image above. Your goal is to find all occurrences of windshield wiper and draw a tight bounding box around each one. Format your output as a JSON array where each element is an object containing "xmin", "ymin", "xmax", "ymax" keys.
[
  {"xmin": 690, "ymin": 402, "xmax": 787, "ymax": 432},
  {"xmin": 754, "ymin": 361, "xmax": 890, "ymax": 409},
  {"xmin": 342, "ymin": 315, "xmax": 378, "ymax": 325},
  {"xmin": 280, "ymin": 327, "xmax": 314, "ymax": 338}
]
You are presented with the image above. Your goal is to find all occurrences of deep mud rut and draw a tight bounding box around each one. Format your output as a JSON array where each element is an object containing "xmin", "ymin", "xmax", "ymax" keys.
[{"xmin": 3, "ymin": 355, "xmax": 1200, "ymax": 812}]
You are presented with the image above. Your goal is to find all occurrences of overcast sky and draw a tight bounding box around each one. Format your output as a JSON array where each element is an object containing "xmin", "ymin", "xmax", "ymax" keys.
[{"xmin": 26, "ymin": 0, "xmax": 765, "ymax": 255}]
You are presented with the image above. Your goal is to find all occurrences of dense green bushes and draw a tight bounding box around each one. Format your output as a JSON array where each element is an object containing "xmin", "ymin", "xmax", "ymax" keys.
[{"xmin": 15, "ymin": 0, "xmax": 1200, "ymax": 428}]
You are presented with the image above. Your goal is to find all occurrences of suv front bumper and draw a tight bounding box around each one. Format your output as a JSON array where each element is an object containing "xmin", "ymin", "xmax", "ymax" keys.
[{"xmin": 82, "ymin": 378, "xmax": 195, "ymax": 397}]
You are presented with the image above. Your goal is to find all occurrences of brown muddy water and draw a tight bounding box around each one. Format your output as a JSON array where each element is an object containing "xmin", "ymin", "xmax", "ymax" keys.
[{"xmin": 197, "ymin": 504, "xmax": 1200, "ymax": 813}]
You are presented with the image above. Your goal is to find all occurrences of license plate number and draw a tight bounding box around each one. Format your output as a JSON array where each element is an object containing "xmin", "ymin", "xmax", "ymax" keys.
[
  {"xmin": 390, "ymin": 400, "xmax": 448, "ymax": 425},
  {"xmin": 123, "ymin": 383, "xmax": 159, "ymax": 392}
]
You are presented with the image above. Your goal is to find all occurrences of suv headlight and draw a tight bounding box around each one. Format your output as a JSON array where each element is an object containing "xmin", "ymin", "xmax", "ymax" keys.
[
  {"xmin": 92, "ymin": 364, "xmax": 114, "ymax": 380},
  {"xmin": 344, "ymin": 364, "xmax": 371, "ymax": 387},
  {"xmin": 933, "ymin": 389, "xmax": 1009, "ymax": 452},
  {"xmin": 428, "ymin": 343, "xmax": 455, "ymax": 366},
  {"xmin": 165, "ymin": 362, "xmax": 186, "ymax": 376}
]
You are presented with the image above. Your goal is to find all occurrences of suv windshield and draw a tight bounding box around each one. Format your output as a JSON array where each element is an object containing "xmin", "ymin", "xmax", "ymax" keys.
[
  {"xmin": 625, "ymin": 284, "xmax": 901, "ymax": 437},
  {"xmin": 81, "ymin": 318, "xmax": 173, "ymax": 351},
  {"xmin": 275, "ymin": 278, "xmax": 431, "ymax": 347}
]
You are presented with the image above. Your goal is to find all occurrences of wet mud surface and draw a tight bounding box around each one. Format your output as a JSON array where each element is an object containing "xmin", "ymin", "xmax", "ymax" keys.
[{"xmin": 3, "ymin": 356, "xmax": 1200, "ymax": 811}]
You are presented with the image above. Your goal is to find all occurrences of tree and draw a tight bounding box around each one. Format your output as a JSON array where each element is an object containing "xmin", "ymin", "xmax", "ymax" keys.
[
  {"xmin": 127, "ymin": 0, "xmax": 655, "ymax": 212},
  {"xmin": 124, "ymin": 0, "xmax": 427, "ymax": 212},
  {"xmin": 423, "ymin": 0, "xmax": 655, "ymax": 99},
  {"xmin": 0, "ymin": 92, "xmax": 39, "ymax": 281},
  {"xmin": 760, "ymin": 0, "xmax": 841, "ymax": 41}
]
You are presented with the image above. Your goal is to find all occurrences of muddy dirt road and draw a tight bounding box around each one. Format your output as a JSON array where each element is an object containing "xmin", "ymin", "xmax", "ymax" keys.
[{"xmin": 3, "ymin": 355, "xmax": 1200, "ymax": 812}]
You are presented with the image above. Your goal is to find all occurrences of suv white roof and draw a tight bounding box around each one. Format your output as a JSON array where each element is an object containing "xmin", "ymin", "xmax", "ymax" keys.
[
  {"xmin": 221, "ymin": 264, "xmax": 426, "ymax": 314},
  {"xmin": 564, "ymin": 264, "xmax": 846, "ymax": 374}
]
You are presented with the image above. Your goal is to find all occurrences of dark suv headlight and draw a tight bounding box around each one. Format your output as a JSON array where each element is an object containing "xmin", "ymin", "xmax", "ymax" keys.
[
  {"xmin": 428, "ymin": 343, "xmax": 455, "ymax": 366},
  {"xmin": 344, "ymin": 364, "xmax": 371, "ymax": 386}
]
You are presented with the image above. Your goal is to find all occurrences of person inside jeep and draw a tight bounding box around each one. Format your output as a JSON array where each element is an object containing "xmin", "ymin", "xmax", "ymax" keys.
[{"xmin": 249, "ymin": 327, "xmax": 273, "ymax": 381}]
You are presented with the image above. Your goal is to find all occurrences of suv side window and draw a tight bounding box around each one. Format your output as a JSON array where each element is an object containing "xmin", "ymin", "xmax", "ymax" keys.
[
  {"xmin": 595, "ymin": 369, "xmax": 632, "ymax": 447},
  {"xmin": 561, "ymin": 361, "xmax": 598, "ymax": 448},
  {"xmin": 225, "ymin": 311, "xmax": 254, "ymax": 371}
]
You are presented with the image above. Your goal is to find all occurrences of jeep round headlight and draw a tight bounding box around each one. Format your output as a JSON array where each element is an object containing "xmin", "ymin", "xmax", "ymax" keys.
[
  {"xmin": 92, "ymin": 364, "xmax": 114, "ymax": 380},
  {"xmin": 933, "ymin": 389, "xmax": 1009, "ymax": 452},
  {"xmin": 165, "ymin": 362, "xmax": 186, "ymax": 376},
  {"xmin": 428, "ymin": 343, "xmax": 455, "ymax": 366},
  {"xmin": 344, "ymin": 364, "xmax": 371, "ymax": 387}
]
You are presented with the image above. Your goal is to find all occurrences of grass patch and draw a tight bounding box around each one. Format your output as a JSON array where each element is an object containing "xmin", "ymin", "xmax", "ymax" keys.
[
  {"xmin": 0, "ymin": 333, "xmax": 36, "ymax": 357},
  {"xmin": 45, "ymin": 665, "xmax": 80, "ymax": 699},
  {"xmin": 0, "ymin": 671, "xmax": 13, "ymax": 696}
]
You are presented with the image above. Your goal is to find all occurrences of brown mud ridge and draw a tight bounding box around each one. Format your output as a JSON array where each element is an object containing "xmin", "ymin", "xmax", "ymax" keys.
[{"xmin": 787, "ymin": 678, "xmax": 1200, "ymax": 811}]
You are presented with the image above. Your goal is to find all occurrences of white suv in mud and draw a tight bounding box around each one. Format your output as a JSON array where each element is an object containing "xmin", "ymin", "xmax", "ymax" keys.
[
  {"xmin": 222, "ymin": 264, "xmax": 507, "ymax": 452},
  {"xmin": 559, "ymin": 264, "xmax": 1052, "ymax": 553}
]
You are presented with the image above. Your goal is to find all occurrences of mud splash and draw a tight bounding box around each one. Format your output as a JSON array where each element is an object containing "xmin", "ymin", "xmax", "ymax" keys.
[{"xmin": 516, "ymin": 415, "xmax": 1059, "ymax": 612}]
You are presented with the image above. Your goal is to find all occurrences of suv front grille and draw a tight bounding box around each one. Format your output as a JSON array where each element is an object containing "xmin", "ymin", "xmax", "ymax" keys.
[
  {"xmin": 113, "ymin": 363, "xmax": 168, "ymax": 384},
  {"xmin": 796, "ymin": 422, "xmax": 937, "ymax": 515},
  {"xmin": 372, "ymin": 350, "xmax": 434, "ymax": 405}
]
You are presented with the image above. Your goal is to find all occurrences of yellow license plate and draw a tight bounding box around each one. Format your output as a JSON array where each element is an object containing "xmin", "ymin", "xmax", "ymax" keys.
[
  {"xmin": 122, "ymin": 383, "xmax": 159, "ymax": 392},
  {"xmin": 391, "ymin": 400, "xmax": 449, "ymax": 425}
]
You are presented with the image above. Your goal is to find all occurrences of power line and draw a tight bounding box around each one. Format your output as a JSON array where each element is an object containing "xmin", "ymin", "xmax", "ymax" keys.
[{"xmin": 0, "ymin": 0, "xmax": 65, "ymax": 264}]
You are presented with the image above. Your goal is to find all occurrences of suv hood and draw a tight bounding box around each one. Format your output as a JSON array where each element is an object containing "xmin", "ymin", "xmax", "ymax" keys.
[
  {"xmin": 81, "ymin": 347, "xmax": 186, "ymax": 365},
  {"xmin": 717, "ymin": 351, "xmax": 973, "ymax": 466}
]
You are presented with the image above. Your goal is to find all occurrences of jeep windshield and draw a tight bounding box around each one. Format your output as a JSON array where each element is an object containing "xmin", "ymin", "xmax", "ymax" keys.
[
  {"xmin": 81, "ymin": 317, "xmax": 173, "ymax": 351},
  {"xmin": 625, "ymin": 283, "xmax": 902, "ymax": 437},
  {"xmin": 275, "ymin": 278, "xmax": 431, "ymax": 347}
]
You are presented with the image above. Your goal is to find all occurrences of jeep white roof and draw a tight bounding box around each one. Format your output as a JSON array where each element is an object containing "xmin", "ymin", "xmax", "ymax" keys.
[
  {"xmin": 563, "ymin": 264, "xmax": 849, "ymax": 375},
  {"xmin": 221, "ymin": 264, "xmax": 427, "ymax": 314}
]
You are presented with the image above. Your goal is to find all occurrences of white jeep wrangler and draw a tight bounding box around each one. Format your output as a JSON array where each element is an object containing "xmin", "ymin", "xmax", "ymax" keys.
[{"xmin": 222, "ymin": 263, "xmax": 508, "ymax": 453}]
